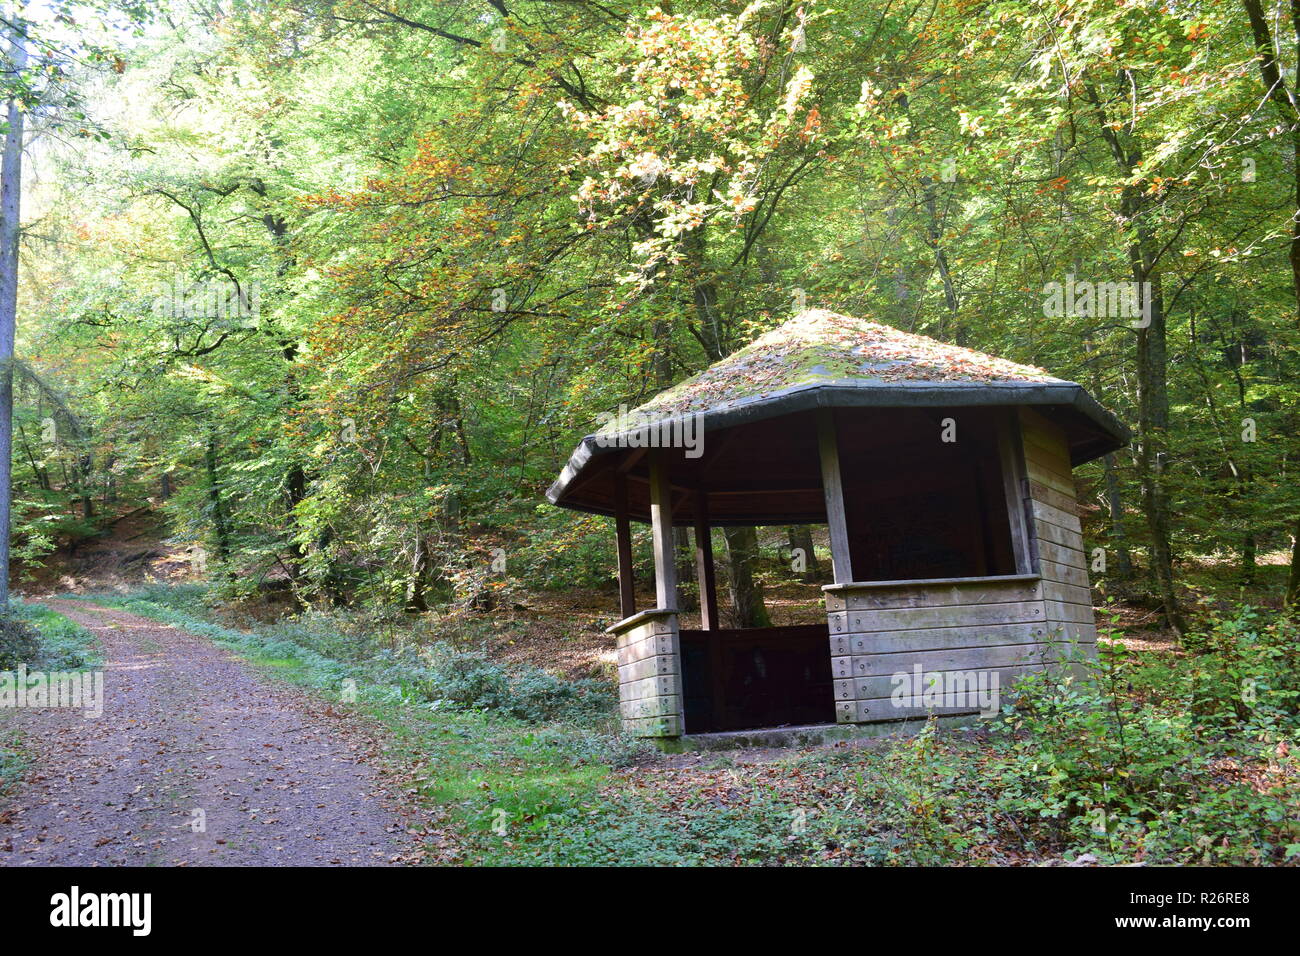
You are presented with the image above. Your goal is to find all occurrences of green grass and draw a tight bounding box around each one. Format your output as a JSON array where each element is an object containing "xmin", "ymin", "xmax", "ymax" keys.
[
  {"xmin": 0, "ymin": 723, "xmax": 27, "ymax": 795},
  {"xmin": 9, "ymin": 598, "xmax": 102, "ymax": 670}
]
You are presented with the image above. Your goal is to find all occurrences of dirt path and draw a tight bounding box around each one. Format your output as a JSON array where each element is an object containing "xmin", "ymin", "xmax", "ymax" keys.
[{"xmin": 0, "ymin": 600, "xmax": 421, "ymax": 866}]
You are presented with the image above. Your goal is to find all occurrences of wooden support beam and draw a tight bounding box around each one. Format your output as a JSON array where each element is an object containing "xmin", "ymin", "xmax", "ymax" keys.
[
  {"xmin": 996, "ymin": 410, "xmax": 1036, "ymax": 575},
  {"xmin": 648, "ymin": 449, "xmax": 678, "ymax": 609},
  {"xmin": 817, "ymin": 408, "xmax": 854, "ymax": 584},
  {"xmin": 617, "ymin": 447, "xmax": 647, "ymax": 474},
  {"xmin": 613, "ymin": 472, "xmax": 636, "ymax": 619},
  {"xmin": 694, "ymin": 491, "xmax": 719, "ymax": 631}
]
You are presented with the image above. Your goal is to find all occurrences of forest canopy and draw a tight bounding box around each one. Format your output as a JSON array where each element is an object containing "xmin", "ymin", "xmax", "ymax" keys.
[{"xmin": 7, "ymin": 0, "xmax": 1300, "ymax": 629}]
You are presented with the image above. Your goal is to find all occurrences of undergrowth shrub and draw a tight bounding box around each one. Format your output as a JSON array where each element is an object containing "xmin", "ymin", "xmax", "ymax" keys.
[
  {"xmin": 990, "ymin": 609, "xmax": 1300, "ymax": 863},
  {"xmin": 417, "ymin": 645, "xmax": 610, "ymax": 723},
  {"xmin": 0, "ymin": 600, "xmax": 97, "ymax": 671},
  {"xmin": 0, "ymin": 614, "xmax": 41, "ymax": 671}
]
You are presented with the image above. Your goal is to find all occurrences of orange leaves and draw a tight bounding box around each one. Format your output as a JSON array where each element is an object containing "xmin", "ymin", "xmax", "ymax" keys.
[{"xmin": 798, "ymin": 106, "xmax": 823, "ymax": 142}]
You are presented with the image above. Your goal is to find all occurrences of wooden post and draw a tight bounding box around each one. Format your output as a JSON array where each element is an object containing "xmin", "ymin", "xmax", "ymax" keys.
[
  {"xmin": 996, "ymin": 410, "xmax": 1035, "ymax": 575},
  {"xmin": 648, "ymin": 449, "xmax": 678, "ymax": 609},
  {"xmin": 613, "ymin": 471, "xmax": 636, "ymax": 619},
  {"xmin": 817, "ymin": 409, "xmax": 854, "ymax": 584},
  {"xmin": 694, "ymin": 491, "xmax": 719, "ymax": 630}
]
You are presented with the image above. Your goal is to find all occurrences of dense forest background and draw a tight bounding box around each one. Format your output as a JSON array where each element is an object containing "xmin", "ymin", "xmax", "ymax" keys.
[{"xmin": 8, "ymin": 0, "xmax": 1300, "ymax": 633}]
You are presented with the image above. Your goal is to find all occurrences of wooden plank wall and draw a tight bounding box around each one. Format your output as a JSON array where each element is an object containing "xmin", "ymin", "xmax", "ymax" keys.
[
  {"xmin": 612, "ymin": 610, "xmax": 683, "ymax": 737},
  {"xmin": 1019, "ymin": 408, "xmax": 1099, "ymax": 652},
  {"xmin": 824, "ymin": 577, "xmax": 1052, "ymax": 722}
]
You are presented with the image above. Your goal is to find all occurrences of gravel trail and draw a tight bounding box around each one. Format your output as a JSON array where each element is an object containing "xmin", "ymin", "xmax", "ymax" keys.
[{"xmin": 0, "ymin": 600, "xmax": 420, "ymax": 866}]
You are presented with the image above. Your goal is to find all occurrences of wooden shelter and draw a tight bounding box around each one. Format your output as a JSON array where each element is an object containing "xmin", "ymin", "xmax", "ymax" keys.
[{"xmin": 547, "ymin": 310, "xmax": 1129, "ymax": 741}]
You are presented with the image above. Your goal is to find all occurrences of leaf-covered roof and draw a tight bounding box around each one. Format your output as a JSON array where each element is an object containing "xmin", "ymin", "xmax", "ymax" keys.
[
  {"xmin": 548, "ymin": 310, "xmax": 1127, "ymax": 517},
  {"xmin": 630, "ymin": 309, "xmax": 1062, "ymax": 422}
]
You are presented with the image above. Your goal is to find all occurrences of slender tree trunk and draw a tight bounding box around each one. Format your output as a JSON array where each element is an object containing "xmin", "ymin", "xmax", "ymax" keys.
[
  {"xmin": 1131, "ymin": 261, "xmax": 1185, "ymax": 635},
  {"xmin": 0, "ymin": 19, "xmax": 25, "ymax": 607},
  {"xmin": 1101, "ymin": 454, "xmax": 1133, "ymax": 581},
  {"xmin": 673, "ymin": 526, "xmax": 697, "ymax": 611},
  {"xmin": 205, "ymin": 424, "xmax": 230, "ymax": 563},
  {"xmin": 284, "ymin": 462, "xmax": 307, "ymax": 577},
  {"xmin": 1242, "ymin": 0, "xmax": 1300, "ymax": 604},
  {"xmin": 1088, "ymin": 79, "xmax": 1186, "ymax": 636},
  {"xmin": 1287, "ymin": 518, "xmax": 1300, "ymax": 606},
  {"xmin": 405, "ymin": 528, "xmax": 429, "ymax": 612},
  {"xmin": 721, "ymin": 525, "xmax": 771, "ymax": 628},
  {"xmin": 787, "ymin": 524, "xmax": 822, "ymax": 583}
]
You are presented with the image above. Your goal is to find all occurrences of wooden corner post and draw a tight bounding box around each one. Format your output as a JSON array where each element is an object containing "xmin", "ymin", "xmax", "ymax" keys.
[
  {"xmin": 995, "ymin": 409, "xmax": 1035, "ymax": 575},
  {"xmin": 613, "ymin": 471, "xmax": 636, "ymax": 620},
  {"xmin": 817, "ymin": 409, "xmax": 854, "ymax": 584},
  {"xmin": 647, "ymin": 448, "xmax": 678, "ymax": 609},
  {"xmin": 694, "ymin": 490, "xmax": 719, "ymax": 631}
]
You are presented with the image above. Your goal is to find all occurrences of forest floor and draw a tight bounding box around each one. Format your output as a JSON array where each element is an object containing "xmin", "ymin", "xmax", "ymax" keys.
[
  {"xmin": 1, "ymin": 588, "xmax": 1294, "ymax": 865},
  {"xmin": 4, "ymin": 513, "xmax": 1295, "ymax": 865},
  {"xmin": 0, "ymin": 600, "xmax": 427, "ymax": 866}
]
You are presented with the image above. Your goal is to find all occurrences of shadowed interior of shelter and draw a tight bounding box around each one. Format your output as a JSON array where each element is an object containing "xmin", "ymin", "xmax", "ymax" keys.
[
  {"xmin": 838, "ymin": 408, "xmax": 1016, "ymax": 582},
  {"xmin": 679, "ymin": 624, "xmax": 834, "ymax": 733}
]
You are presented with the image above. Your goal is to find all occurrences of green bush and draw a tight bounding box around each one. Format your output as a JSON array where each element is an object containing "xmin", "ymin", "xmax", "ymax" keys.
[
  {"xmin": 989, "ymin": 611, "xmax": 1300, "ymax": 864},
  {"xmin": 0, "ymin": 613, "xmax": 41, "ymax": 671},
  {"xmin": 418, "ymin": 646, "xmax": 612, "ymax": 723}
]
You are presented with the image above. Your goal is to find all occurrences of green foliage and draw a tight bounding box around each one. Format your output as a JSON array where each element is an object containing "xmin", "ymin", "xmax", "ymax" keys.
[
  {"xmin": 0, "ymin": 599, "xmax": 97, "ymax": 671},
  {"xmin": 415, "ymin": 646, "xmax": 610, "ymax": 723},
  {"xmin": 0, "ymin": 725, "xmax": 26, "ymax": 795},
  {"xmin": 10, "ymin": 0, "xmax": 1300, "ymax": 618},
  {"xmin": 0, "ymin": 613, "xmax": 41, "ymax": 671},
  {"xmin": 988, "ymin": 612, "xmax": 1299, "ymax": 864}
]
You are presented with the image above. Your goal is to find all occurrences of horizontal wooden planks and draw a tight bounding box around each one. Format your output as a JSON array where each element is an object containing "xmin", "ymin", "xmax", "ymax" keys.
[
  {"xmin": 828, "ymin": 600, "xmax": 1045, "ymax": 635},
  {"xmin": 1040, "ymin": 558, "xmax": 1089, "ymax": 589},
  {"xmin": 1041, "ymin": 578, "xmax": 1092, "ymax": 607},
  {"xmin": 825, "ymin": 576, "xmax": 1042, "ymax": 612},
  {"xmin": 835, "ymin": 642, "xmax": 1058, "ymax": 683},
  {"xmin": 1039, "ymin": 539, "xmax": 1086, "ymax": 570},
  {"xmin": 1043, "ymin": 599, "xmax": 1096, "ymax": 624},
  {"xmin": 829, "ymin": 621, "xmax": 1049, "ymax": 657},
  {"xmin": 1026, "ymin": 479, "xmax": 1079, "ymax": 516},
  {"xmin": 614, "ymin": 614, "xmax": 684, "ymax": 738},
  {"xmin": 1030, "ymin": 498, "xmax": 1083, "ymax": 535},
  {"xmin": 1025, "ymin": 459, "xmax": 1074, "ymax": 497},
  {"xmin": 623, "ymin": 715, "xmax": 682, "ymax": 736}
]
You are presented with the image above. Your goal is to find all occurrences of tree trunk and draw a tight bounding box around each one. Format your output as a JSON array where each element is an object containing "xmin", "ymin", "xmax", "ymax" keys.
[
  {"xmin": 673, "ymin": 526, "xmax": 697, "ymax": 611},
  {"xmin": 0, "ymin": 20, "xmax": 26, "ymax": 607},
  {"xmin": 1088, "ymin": 80, "xmax": 1186, "ymax": 636},
  {"xmin": 1102, "ymin": 457, "xmax": 1133, "ymax": 583},
  {"xmin": 205, "ymin": 424, "xmax": 231, "ymax": 563},
  {"xmin": 1241, "ymin": 0, "xmax": 1300, "ymax": 605},
  {"xmin": 1131, "ymin": 263, "xmax": 1185, "ymax": 636},
  {"xmin": 405, "ymin": 528, "xmax": 430, "ymax": 612},
  {"xmin": 285, "ymin": 462, "xmax": 307, "ymax": 578},
  {"xmin": 1287, "ymin": 517, "xmax": 1300, "ymax": 607},
  {"xmin": 721, "ymin": 525, "xmax": 771, "ymax": 628},
  {"xmin": 787, "ymin": 524, "xmax": 822, "ymax": 583}
]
